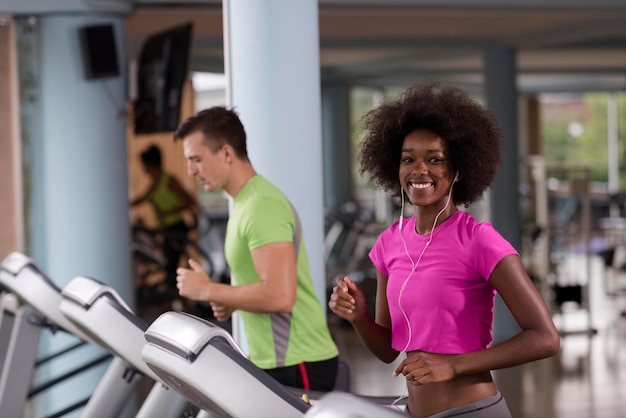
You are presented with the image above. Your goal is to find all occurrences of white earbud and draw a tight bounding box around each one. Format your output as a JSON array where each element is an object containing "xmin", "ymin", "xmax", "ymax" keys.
[{"xmin": 453, "ymin": 172, "xmax": 459, "ymax": 182}]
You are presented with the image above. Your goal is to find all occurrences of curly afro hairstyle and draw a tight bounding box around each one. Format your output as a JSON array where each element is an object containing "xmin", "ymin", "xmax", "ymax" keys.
[{"xmin": 358, "ymin": 82, "xmax": 504, "ymax": 207}]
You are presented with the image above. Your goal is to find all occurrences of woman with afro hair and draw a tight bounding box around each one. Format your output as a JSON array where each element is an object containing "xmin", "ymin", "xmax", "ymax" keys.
[{"xmin": 329, "ymin": 82, "xmax": 559, "ymax": 417}]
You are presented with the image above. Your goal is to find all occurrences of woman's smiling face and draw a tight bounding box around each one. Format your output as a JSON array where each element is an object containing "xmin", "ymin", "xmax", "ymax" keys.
[{"xmin": 399, "ymin": 129, "xmax": 456, "ymax": 208}]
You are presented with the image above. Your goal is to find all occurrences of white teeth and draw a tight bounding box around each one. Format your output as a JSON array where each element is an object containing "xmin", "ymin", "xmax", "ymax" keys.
[{"xmin": 410, "ymin": 183, "xmax": 431, "ymax": 189}]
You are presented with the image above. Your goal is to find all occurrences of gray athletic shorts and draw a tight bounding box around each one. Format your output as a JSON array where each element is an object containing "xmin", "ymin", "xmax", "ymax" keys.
[{"xmin": 407, "ymin": 391, "xmax": 512, "ymax": 418}]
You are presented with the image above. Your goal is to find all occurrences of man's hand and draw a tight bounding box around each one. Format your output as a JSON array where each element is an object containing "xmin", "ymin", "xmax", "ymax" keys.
[
  {"xmin": 210, "ymin": 302, "xmax": 235, "ymax": 322},
  {"xmin": 176, "ymin": 258, "xmax": 212, "ymax": 301}
]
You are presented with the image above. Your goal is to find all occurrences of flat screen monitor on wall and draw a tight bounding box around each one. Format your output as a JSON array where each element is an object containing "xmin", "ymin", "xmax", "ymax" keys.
[{"xmin": 133, "ymin": 22, "xmax": 193, "ymax": 134}]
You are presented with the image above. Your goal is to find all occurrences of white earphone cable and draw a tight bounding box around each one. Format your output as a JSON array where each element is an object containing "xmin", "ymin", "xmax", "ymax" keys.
[{"xmin": 397, "ymin": 180, "xmax": 455, "ymax": 353}]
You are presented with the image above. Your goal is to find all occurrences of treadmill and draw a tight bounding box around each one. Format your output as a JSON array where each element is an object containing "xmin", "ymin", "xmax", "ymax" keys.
[
  {"xmin": 59, "ymin": 275, "xmax": 191, "ymax": 418},
  {"xmin": 0, "ymin": 251, "xmax": 144, "ymax": 418},
  {"xmin": 142, "ymin": 310, "xmax": 312, "ymax": 418}
]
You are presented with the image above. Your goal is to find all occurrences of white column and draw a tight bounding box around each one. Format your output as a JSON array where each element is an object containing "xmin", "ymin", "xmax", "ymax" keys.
[
  {"xmin": 30, "ymin": 14, "xmax": 131, "ymax": 416},
  {"xmin": 39, "ymin": 14, "xmax": 130, "ymax": 297},
  {"xmin": 223, "ymin": 0, "xmax": 326, "ymax": 303}
]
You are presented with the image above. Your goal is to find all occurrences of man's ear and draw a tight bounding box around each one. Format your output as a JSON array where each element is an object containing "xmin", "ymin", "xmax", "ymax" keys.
[{"xmin": 222, "ymin": 144, "xmax": 234, "ymax": 162}]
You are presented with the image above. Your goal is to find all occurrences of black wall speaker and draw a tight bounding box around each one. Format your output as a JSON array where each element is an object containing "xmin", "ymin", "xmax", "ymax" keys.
[{"xmin": 79, "ymin": 24, "xmax": 120, "ymax": 80}]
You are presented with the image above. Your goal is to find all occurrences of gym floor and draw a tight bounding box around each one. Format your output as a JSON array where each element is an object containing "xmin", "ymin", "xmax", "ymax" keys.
[{"xmin": 329, "ymin": 254, "xmax": 626, "ymax": 418}]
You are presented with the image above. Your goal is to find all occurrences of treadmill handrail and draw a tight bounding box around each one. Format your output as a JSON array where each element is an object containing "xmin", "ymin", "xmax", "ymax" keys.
[
  {"xmin": 144, "ymin": 311, "xmax": 245, "ymax": 359},
  {"xmin": 143, "ymin": 311, "xmax": 311, "ymax": 415},
  {"xmin": 1, "ymin": 252, "xmax": 61, "ymax": 292},
  {"xmin": 61, "ymin": 275, "xmax": 132, "ymax": 312}
]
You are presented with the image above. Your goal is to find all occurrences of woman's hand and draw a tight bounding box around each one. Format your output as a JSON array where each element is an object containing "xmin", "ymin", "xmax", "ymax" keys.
[
  {"xmin": 393, "ymin": 351, "xmax": 456, "ymax": 385},
  {"xmin": 328, "ymin": 276, "xmax": 367, "ymax": 323}
]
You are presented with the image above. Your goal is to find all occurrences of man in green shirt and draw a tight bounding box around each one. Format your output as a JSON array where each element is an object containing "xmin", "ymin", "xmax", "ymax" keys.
[{"xmin": 174, "ymin": 106, "xmax": 339, "ymax": 391}]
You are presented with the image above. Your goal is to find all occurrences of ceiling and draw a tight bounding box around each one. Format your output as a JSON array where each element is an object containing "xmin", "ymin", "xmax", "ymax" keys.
[{"xmin": 7, "ymin": 0, "xmax": 626, "ymax": 93}]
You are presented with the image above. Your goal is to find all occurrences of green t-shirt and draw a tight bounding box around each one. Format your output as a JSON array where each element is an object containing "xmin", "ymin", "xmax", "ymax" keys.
[{"xmin": 224, "ymin": 175, "xmax": 338, "ymax": 369}]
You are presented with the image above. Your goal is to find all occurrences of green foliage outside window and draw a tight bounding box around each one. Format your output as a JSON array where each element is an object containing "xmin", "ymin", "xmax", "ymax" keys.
[{"xmin": 542, "ymin": 92, "xmax": 626, "ymax": 185}]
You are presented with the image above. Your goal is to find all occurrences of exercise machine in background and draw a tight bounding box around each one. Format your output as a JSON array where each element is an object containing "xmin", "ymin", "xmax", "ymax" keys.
[
  {"xmin": 59, "ymin": 275, "xmax": 192, "ymax": 418},
  {"xmin": 0, "ymin": 252, "xmax": 141, "ymax": 418}
]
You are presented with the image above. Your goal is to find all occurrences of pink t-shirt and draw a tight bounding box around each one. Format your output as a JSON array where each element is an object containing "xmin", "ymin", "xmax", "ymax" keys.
[{"xmin": 369, "ymin": 211, "xmax": 518, "ymax": 354}]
